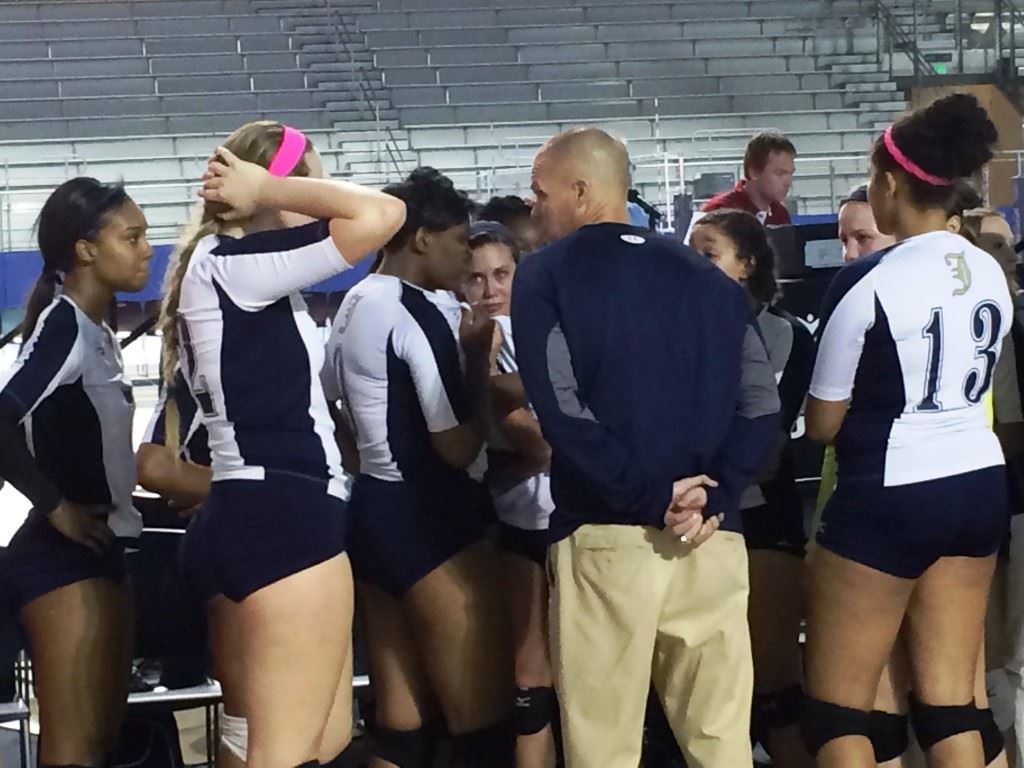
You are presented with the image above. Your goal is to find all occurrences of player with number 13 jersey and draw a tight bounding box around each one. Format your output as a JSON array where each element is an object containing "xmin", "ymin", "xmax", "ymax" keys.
[{"xmin": 811, "ymin": 226, "xmax": 1012, "ymax": 573}]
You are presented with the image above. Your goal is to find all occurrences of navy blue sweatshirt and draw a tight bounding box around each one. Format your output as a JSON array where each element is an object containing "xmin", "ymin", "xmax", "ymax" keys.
[{"xmin": 511, "ymin": 222, "xmax": 781, "ymax": 542}]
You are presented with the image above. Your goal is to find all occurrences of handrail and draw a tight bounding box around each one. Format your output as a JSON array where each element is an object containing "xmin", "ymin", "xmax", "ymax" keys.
[
  {"xmin": 875, "ymin": 0, "xmax": 934, "ymax": 81},
  {"xmin": 321, "ymin": 0, "xmax": 407, "ymax": 177}
]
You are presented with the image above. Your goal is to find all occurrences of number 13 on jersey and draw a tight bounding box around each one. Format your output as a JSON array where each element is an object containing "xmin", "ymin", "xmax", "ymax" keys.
[{"xmin": 918, "ymin": 301, "xmax": 1002, "ymax": 412}]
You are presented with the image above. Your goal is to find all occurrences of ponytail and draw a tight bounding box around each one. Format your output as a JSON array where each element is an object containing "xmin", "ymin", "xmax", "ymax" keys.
[
  {"xmin": 22, "ymin": 270, "xmax": 63, "ymax": 340},
  {"xmin": 157, "ymin": 208, "xmax": 220, "ymax": 457}
]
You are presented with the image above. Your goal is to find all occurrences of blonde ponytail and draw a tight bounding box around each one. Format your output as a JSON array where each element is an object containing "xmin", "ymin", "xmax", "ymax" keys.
[{"xmin": 157, "ymin": 206, "xmax": 219, "ymax": 457}]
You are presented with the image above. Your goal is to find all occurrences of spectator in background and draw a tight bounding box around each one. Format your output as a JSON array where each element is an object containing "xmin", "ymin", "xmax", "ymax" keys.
[
  {"xmin": 514, "ymin": 126, "xmax": 780, "ymax": 768},
  {"xmin": 837, "ymin": 185, "xmax": 897, "ymax": 263},
  {"xmin": 703, "ymin": 132, "xmax": 797, "ymax": 226},
  {"xmin": 479, "ymin": 195, "xmax": 544, "ymax": 254},
  {"xmin": 961, "ymin": 207, "xmax": 1023, "ymax": 766},
  {"xmin": 946, "ymin": 180, "xmax": 984, "ymax": 235}
]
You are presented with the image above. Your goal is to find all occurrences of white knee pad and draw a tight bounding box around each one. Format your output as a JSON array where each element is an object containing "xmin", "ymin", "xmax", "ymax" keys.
[{"xmin": 220, "ymin": 707, "xmax": 249, "ymax": 762}]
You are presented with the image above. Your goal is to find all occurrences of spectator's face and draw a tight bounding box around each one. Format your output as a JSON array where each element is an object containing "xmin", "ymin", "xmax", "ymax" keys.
[
  {"xmin": 748, "ymin": 151, "xmax": 795, "ymax": 205},
  {"xmin": 690, "ymin": 223, "xmax": 749, "ymax": 284},
  {"xmin": 838, "ymin": 201, "xmax": 896, "ymax": 262},
  {"xmin": 531, "ymin": 151, "xmax": 580, "ymax": 242},
  {"xmin": 509, "ymin": 213, "xmax": 544, "ymax": 254},
  {"xmin": 978, "ymin": 214, "xmax": 1018, "ymax": 284},
  {"xmin": 461, "ymin": 241, "xmax": 517, "ymax": 317}
]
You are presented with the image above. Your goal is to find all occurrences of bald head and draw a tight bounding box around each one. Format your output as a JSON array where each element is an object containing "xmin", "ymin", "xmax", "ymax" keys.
[
  {"xmin": 531, "ymin": 128, "xmax": 633, "ymax": 242},
  {"xmin": 540, "ymin": 128, "xmax": 631, "ymax": 192}
]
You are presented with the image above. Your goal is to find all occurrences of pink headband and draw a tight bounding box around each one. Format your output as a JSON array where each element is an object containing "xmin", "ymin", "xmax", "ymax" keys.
[
  {"xmin": 267, "ymin": 125, "xmax": 308, "ymax": 177},
  {"xmin": 883, "ymin": 126, "xmax": 952, "ymax": 187}
]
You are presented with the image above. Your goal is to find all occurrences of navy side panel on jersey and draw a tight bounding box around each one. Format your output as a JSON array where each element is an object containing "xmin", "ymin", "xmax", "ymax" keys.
[
  {"xmin": 385, "ymin": 286, "xmax": 474, "ymax": 486},
  {"xmin": 177, "ymin": 220, "xmax": 349, "ymax": 494},
  {"xmin": 144, "ymin": 367, "xmax": 210, "ymax": 466},
  {"xmin": 763, "ymin": 305, "xmax": 815, "ymax": 432},
  {"xmin": 214, "ymin": 282, "xmax": 325, "ymax": 479}
]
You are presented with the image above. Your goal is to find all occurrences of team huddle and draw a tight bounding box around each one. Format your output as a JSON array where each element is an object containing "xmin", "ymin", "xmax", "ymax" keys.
[{"xmin": 0, "ymin": 91, "xmax": 1018, "ymax": 768}]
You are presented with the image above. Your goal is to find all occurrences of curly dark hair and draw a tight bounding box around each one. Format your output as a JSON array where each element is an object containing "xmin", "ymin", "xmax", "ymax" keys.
[
  {"xmin": 871, "ymin": 93, "xmax": 997, "ymax": 210},
  {"xmin": 693, "ymin": 209, "xmax": 778, "ymax": 304},
  {"xmin": 381, "ymin": 167, "xmax": 474, "ymax": 251},
  {"xmin": 477, "ymin": 195, "xmax": 531, "ymax": 226}
]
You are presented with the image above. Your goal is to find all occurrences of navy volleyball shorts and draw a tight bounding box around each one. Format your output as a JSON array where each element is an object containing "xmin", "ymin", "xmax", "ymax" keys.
[
  {"xmin": 180, "ymin": 472, "xmax": 348, "ymax": 605},
  {"xmin": 496, "ymin": 522, "xmax": 549, "ymax": 567},
  {"xmin": 817, "ymin": 465, "xmax": 1008, "ymax": 579},
  {"xmin": 0, "ymin": 512, "xmax": 127, "ymax": 615},
  {"xmin": 347, "ymin": 475, "xmax": 494, "ymax": 597}
]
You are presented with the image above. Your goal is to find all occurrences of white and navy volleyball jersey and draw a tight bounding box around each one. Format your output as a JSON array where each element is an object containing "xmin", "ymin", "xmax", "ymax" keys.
[
  {"xmin": 176, "ymin": 220, "xmax": 350, "ymax": 498},
  {"xmin": 0, "ymin": 296, "xmax": 142, "ymax": 537},
  {"xmin": 487, "ymin": 314, "xmax": 553, "ymax": 531},
  {"xmin": 142, "ymin": 367, "xmax": 211, "ymax": 466},
  {"xmin": 811, "ymin": 230, "xmax": 1013, "ymax": 487},
  {"xmin": 323, "ymin": 273, "xmax": 486, "ymax": 485}
]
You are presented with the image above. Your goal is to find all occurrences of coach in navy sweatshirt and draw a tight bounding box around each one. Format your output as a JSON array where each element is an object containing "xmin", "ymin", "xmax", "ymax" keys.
[{"xmin": 511, "ymin": 127, "xmax": 780, "ymax": 768}]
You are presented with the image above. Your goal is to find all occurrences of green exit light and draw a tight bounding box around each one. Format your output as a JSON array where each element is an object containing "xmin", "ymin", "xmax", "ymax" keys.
[{"xmin": 934, "ymin": 63, "xmax": 948, "ymax": 74}]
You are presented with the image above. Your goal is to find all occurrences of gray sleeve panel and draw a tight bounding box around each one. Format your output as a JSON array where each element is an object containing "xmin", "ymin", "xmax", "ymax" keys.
[{"xmin": 741, "ymin": 324, "xmax": 782, "ymax": 419}]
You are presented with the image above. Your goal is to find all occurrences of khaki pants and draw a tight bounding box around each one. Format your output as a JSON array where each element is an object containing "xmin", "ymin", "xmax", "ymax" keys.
[{"xmin": 549, "ymin": 525, "xmax": 752, "ymax": 768}]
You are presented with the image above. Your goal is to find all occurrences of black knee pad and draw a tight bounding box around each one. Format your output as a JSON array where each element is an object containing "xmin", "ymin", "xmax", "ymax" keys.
[
  {"xmin": 977, "ymin": 707, "xmax": 1005, "ymax": 765},
  {"xmin": 368, "ymin": 722, "xmax": 441, "ymax": 768},
  {"xmin": 320, "ymin": 743, "xmax": 360, "ymax": 768},
  {"xmin": 514, "ymin": 686, "xmax": 558, "ymax": 736},
  {"xmin": 753, "ymin": 684, "xmax": 804, "ymax": 732},
  {"xmin": 451, "ymin": 719, "xmax": 515, "ymax": 768},
  {"xmin": 800, "ymin": 696, "xmax": 872, "ymax": 756},
  {"xmin": 909, "ymin": 697, "xmax": 994, "ymax": 756},
  {"xmin": 294, "ymin": 762, "xmax": 320, "ymax": 768},
  {"xmin": 869, "ymin": 710, "xmax": 910, "ymax": 763}
]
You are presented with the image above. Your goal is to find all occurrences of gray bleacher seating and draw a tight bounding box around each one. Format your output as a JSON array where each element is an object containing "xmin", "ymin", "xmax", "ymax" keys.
[{"xmin": 0, "ymin": 0, "xmax": 912, "ymax": 245}]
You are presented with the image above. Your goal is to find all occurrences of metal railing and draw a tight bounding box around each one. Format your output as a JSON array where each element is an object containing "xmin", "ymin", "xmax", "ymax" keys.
[
  {"xmin": 891, "ymin": 0, "xmax": 1024, "ymax": 80},
  {"xmin": 321, "ymin": 0, "xmax": 407, "ymax": 177},
  {"xmin": 876, "ymin": 0, "xmax": 936, "ymax": 81}
]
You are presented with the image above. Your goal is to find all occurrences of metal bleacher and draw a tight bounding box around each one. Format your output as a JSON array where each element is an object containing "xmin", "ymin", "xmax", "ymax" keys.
[{"xmin": 0, "ymin": 0, "xmax": 919, "ymax": 249}]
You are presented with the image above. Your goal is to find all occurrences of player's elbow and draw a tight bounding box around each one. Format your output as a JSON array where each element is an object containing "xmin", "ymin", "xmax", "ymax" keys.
[
  {"xmin": 430, "ymin": 425, "xmax": 482, "ymax": 470},
  {"xmin": 805, "ymin": 397, "xmax": 846, "ymax": 444},
  {"xmin": 136, "ymin": 442, "xmax": 173, "ymax": 494},
  {"xmin": 376, "ymin": 195, "xmax": 407, "ymax": 241}
]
